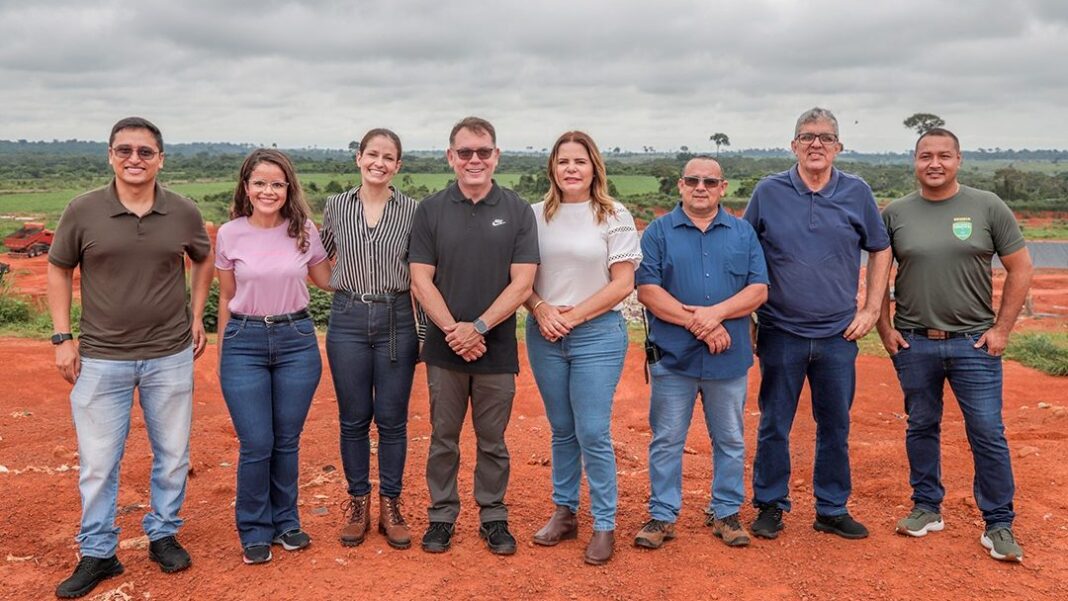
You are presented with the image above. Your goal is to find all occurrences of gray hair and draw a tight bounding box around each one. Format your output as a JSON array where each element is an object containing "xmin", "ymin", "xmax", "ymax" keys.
[{"xmin": 794, "ymin": 107, "xmax": 839, "ymax": 137}]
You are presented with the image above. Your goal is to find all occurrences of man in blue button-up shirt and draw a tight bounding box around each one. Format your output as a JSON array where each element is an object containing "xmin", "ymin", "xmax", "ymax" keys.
[
  {"xmin": 743, "ymin": 108, "xmax": 892, "ymax": 541},
  {"xmin": 634, "ymin": 157, "xmax": 768, "ymax": 549}
]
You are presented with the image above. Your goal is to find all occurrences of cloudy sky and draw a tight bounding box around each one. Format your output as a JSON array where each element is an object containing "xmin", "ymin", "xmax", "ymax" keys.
[{"xmin": 2, "ymin": 0, "xmax": 1066, "ymax": 153}]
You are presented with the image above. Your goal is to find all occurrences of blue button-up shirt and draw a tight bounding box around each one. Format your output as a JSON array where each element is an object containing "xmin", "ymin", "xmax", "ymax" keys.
[
  {"xmin": 636, "ymin": 203, "xmax": 768, "ymax": 380},
  {"xmin": 743, "ymin": 166, "xmax": 890, "ymax": 338}
]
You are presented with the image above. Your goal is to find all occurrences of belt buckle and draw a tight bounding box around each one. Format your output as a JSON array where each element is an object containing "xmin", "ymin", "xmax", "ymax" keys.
[
  {"xmin": 359, "ymin": 293, "xmax": 373, "ymax": 304},
  {"xmin": 926, "ymin": 329, "xmax": 948, "ymax": 340},
  {"xmin": 264, "ymin": 314, "xmax": 277, "ymax": 325}
]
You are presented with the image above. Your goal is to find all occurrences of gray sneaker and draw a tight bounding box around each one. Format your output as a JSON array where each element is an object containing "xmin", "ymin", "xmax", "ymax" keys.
[
  {"xmin": 895, "ymin": 508, "xmax": 944, "ymax": 537},
  {"xmin": 980, "ymin": 527, "xmax": 1023, "ymax": 562}
]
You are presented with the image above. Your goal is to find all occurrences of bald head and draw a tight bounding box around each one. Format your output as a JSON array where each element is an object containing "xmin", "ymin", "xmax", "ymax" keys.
[
  {"xmin": 683, "ymin": 156, "xmax": 723, "ymax": 178},
  {"xmin": 678, "ymin": 156, "xmax": 728, "ymax": 220}
]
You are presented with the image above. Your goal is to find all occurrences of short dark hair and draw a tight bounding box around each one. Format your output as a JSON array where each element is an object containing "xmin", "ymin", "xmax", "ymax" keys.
[
  {"xmin": 109, "ymin": 117, "xmax": 164, "ymax": 151},
  {"xmin": 915, "ymin": 127, "xmax": 960, "ymax": 152},
  {"xmin": 449, "ymin": 116, "xmax": 496, "ymax": 146}
]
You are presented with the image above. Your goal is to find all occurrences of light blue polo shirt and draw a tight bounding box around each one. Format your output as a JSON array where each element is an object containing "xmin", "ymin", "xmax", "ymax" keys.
[
  {"xmin": 743, "ymin": 166, "xmax": 889, "ymax": 338},
  {"xmin": 636, "ymin": 203, "xmax": 768, "ymax": 380}
]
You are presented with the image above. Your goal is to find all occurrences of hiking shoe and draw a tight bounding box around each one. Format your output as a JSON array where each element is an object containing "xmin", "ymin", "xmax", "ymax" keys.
[
  {"xmin": 55, "ymin": 555, "xmax": 124, "ymax": 598},
  {"xmin": 148, "ymin": 536, "xmax": 191, "ymax": 573},
  {"xmin": 272, "ymin": 529, "xmax": 311, "ymax": 551},
  {"xmin": 710, "ymin": 513, "xmax": 751, "ymax": 547},
  {"xmin": 242, "ymin": 544, "xmax": 272, "ymax": 565},
  {"xmin": 421, "ymin": 522, "xmax": 455, "ymax": 553},
  {"xmin": 379, "ymin": 495, "xmax": 412, "ymax": 550},
  {"xmin": 895, "ymin": 508, "xmax": 944, "ymax": 537},
  {"xmin": 981, "ymin": 527, "xmax": 1023, "ymax": 562},
  {"xmin": 479, "ymin": 520, "xmax": 517, "ymax": 555},
  {"xmin": 339, "ymin": 493, "xmax": 371, "ymax": 547},
  {"xmin": 751, "ymin": 505, "xmax": 784, "ymax": 539},
  {"xmin": 813, "ymin": 513, "xmax": 869, "ymax": 539},
  {"xmin": 634, "ymin": 519, "xmax": 676, "ymax": 549}
]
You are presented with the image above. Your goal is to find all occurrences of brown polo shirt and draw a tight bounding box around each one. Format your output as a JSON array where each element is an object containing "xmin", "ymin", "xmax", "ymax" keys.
[{"xmin": 49, "ymin": 181, "xmax": 211, "ymax": 360}]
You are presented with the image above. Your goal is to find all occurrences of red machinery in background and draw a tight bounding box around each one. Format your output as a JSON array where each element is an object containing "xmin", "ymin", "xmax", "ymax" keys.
[{"xmin": 4, "ymin": 222, "xmax": 54, "ymax": 258}]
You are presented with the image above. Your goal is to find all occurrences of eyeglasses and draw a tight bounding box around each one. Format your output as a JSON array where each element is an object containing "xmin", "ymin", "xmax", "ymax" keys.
[
  {"xmin": 795, "ymin": 133, "xmax": 839, "ymax": 145},
  {"xmin": 248, "ymin": 180, "xmax": 289, "ymax": 192},
  {"xmin": 681, "ymin": 176, "xmax": 724, "ymax": 188},
  {"xmin": 452, "ymin": 147, "xmax": 495, "ymax": 161},
  {"xmin": 111, "ymin": 145, "xmax": 159, "ymax": 160}
]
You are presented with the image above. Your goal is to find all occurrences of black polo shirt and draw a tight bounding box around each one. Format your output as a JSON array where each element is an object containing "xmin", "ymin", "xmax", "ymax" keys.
[{"xmin": 409, "ymin": 182, "xmax": 539, "ymax": 374}]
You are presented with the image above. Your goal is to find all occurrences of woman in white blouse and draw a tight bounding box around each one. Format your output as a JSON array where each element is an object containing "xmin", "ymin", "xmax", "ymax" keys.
[{"xmin": 525, "ymin": 131, "xmax": 642, "ymax": 565}]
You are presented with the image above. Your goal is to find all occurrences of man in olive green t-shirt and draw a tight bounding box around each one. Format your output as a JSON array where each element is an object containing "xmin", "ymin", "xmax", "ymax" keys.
[
  {"xmin": 877, "ymin": 128, "xmax": 1033, "ymax": 563},
  {"xmin": 47, "ymin": 117, "xmax": 214, "ymax": 598}
]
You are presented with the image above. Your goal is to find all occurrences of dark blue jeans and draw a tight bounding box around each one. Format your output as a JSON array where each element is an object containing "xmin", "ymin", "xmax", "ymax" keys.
[
  {"xmin": 326, "ymin": 292, "xmax": 418, "ymax": 498},
  {"xmin": 219, "ymin": 316, "xmax": 321, "ymax": 548},
  {"xmin": 752, "ymin": 326, "xmax": 858, "ymax": 516},
  {"xmin": 890, "ymin": 331, "xmax": 1014, "ymax": 527}
]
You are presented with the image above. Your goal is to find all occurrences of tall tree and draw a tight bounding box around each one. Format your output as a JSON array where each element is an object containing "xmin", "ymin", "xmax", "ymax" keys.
[
  {"xmin": 710, "ymin": 132, "xmax": 730, "ymax": 156},
  {"xmin": 903, "ymin": 113, "xmax": 945, "ymax": 135}
]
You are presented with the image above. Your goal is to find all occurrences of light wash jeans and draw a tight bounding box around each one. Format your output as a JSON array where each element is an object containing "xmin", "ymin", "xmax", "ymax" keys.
[
  {"xmin": 647, "ymin": 362, "xmax": 747, "ymax": 522},
  {"xmin": 526, "ymin": 311, "xmax": 628, "ymax": 531},
  {"xmin": 70, "ymin": 346, "xmax": 194, "ymax": 558}
]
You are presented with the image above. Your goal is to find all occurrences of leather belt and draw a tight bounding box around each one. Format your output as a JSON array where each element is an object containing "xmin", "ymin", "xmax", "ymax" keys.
[
  {"xmin": 231, "ymin": 309, "xmax": 310, "ymax": 324},
  {"xmin": 338, "ymin": 291, "xmax": 411, "ymax": 362},
  {"xmin": 899, "ymin": 328, "xmax": 977, "ymax": 340}
]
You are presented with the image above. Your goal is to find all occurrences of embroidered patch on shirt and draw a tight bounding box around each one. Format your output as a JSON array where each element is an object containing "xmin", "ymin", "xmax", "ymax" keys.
[{"xmin": 952, "ymin": 217, "xmax": 973, "ymax": 241}]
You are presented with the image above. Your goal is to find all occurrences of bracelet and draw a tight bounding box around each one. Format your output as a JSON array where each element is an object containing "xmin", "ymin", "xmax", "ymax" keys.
[{"xmin": 532, "ymin": 300, "xmax": 546, "ymax": 312}]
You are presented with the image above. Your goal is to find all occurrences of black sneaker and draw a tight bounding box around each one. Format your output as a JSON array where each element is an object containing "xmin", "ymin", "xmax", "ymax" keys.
[
  {"xmin": 751, "ymin": 505, "xmax": 785, "ymax": 539},
  {"xmin": 479, "ymin": 520, "xmax": 517, "ymax": 555},
  {"xmin": 813, "ymin": 513, "xmax": 869, "ymax": 539},
  {"xmin": 421, "ymin": 522, "xmax": 455, "ymax": 553},
  {"xmin": 272, "ymin": 529, "xmax": 311, "ymax": 551},
  {"xmin": 148, "ymin": 535, "xmax": 191, "ymax": 573},
  {"xmin": 55, "ymin": 555, "xmax": 124, "ymax": 598},
  {"xmin": 242, "ymin": 544, "xmax": 272, "ymax": 565}
]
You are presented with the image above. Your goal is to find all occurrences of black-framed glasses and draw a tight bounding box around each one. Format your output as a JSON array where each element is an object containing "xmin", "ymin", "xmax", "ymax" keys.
[
  {"xmin": 452, "ymin": 147, "xmax": 495, "ymax": 160},
  {"xmin": 681, "ymin": 176, "xmax": 724, "ymax": 188},
  {"xmin": 248, "ymin": 180, "xmax": 289, "ymax": 192},
  {"xmin": 795, "ymin": 133, "xmax": 839, "ymax": 145},
  {"xmin": 111, "ymin": 145, "xmax": 159, "ymax": 160}
]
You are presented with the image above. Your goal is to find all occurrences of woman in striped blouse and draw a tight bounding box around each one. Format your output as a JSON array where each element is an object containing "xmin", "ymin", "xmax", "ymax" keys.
[{"xmin": 321, "ymin": 129, "xmax": 420, "ymax": 550}]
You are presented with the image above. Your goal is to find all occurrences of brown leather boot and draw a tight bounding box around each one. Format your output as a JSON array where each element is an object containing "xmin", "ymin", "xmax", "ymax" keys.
[
  {"xmin": 339, "ymin": 493, "xmax": 371, "ymax": 546},
  {"xmin": 532, "ymin": 505, "xmax": 578, "ymax": 546},
  {"xmin": 584, "ymin": 530, "xmax": 614, "ymax": 565},
  {"xmin": 378, "ymin": 495, "xmax": 411, "ymax": 550}
]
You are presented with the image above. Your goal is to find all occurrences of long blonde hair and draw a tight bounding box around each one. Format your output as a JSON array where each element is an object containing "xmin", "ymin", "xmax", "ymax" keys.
[{"xmin": 542, "ymin": 131, "xmax": 616, "ymax": 224}]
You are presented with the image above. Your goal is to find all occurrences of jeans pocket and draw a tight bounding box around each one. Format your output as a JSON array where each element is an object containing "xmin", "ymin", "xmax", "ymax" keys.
[
  {"xmin": 222, "ymin": 320, "xmax": 243, "ymax": 341},
  {"xmin": 292, "ymin": 318, "xmax": 317, "ymax": 337}
]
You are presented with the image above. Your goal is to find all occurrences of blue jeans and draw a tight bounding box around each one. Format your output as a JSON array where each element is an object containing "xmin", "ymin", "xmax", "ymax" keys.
[
  {"xmin": 890, "ymin": 331, "xmax": 1014, "ymax": 527},
  {"xmin": 526, "ymin": 311, "xmax": 628, "ymax": 531},
  {"xmin": 326, "ymin": 292, "xmax": 418, "ymax": 498},
  {"xmin": 752, "ymin": 326, "xmax": 858, "ymax": 516},
  {"xmin": 70, "ymin": 347, "xmax": 194, "ymax": 558},
  {"xmin": 647, "ymin": 363, "xmax": 747, "ymax": 521},
  {"xmin": 219, "ymin": 316, "xmax": 321, "ymax": 548}
]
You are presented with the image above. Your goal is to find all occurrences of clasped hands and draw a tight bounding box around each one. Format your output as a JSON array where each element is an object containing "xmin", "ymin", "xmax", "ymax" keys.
[
  {"xmin": 444, "ymin": 322, "xmax": 487, "ymax": 362},
  {"xmin": 681, "ymin": 304, "xmax": 731, "ymax": 354},
  {"xmin": 533, "ymin": 303, "xmax": 575, "ymax": 343}
]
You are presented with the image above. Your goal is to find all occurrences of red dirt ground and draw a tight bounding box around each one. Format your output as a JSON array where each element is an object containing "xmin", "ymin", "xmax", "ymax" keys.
[{"xmin": 1, "ymin": 334, "xmax": 1067, "ymax": 600}]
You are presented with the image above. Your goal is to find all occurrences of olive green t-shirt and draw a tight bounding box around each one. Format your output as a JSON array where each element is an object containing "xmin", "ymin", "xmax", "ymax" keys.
[
  {"xmin": 49, "ymin": 181, "xmax": 212, "ymax": 359},
  {"xmin": 882, "ymin": 185, "xmax": 1025, "ymax": 332}
]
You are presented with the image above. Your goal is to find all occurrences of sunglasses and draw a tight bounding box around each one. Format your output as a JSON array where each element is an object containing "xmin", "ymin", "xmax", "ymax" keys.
[
  {"xmin": 111, "ymin": 145, "xmax": 160, "ymax": 160},
  {"xmin": 681, "ymin": 176, "xmax": 724, "ymax": 188},
  {"xmin": 452, "ymin": 147, "xmax": 495, "ymax": 160}
]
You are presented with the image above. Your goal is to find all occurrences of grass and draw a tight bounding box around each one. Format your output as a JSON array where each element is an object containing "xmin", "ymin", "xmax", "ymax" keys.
[
  {"xmin": 1005, "ymin": 332, "xmax": 1068, "ymax": 376},
  {"xmin": 1021, "ymin": 223, "xmax": 1068, "ymax": 240}
]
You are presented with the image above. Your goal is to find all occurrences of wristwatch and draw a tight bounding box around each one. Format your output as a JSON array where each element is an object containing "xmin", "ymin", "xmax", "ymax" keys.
[
  {"xmin": 473, "ymin": 319, "xmax": 489, "ymax": 335},
  {"xmin": 51, "ymin": 332, "xmax": 74, "ymax": 345}
]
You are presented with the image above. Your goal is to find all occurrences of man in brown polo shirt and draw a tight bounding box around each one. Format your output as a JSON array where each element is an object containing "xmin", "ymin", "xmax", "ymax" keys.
[{"xmin": 48, "ymin": 117, "xmax": 213, "ymax": 599}]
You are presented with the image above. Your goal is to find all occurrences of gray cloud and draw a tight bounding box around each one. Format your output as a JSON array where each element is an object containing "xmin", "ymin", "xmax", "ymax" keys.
[{"xmin": 2, "ymin": 0, "xmax": 1066, "ymax": 152}]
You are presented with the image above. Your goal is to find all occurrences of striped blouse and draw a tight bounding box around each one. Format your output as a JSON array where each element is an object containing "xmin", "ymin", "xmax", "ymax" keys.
[{"xmin": 320, "ymin": 186, "xmax": 418, "ymax": 294}]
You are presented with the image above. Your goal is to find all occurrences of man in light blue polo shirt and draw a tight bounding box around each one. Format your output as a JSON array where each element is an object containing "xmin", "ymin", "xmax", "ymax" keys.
[
  {"xmin": 744, "ymin": 108, "xmax": 891, "ymax": 540},
  {"xmin": 634, "ymin": 157, "xmax": 768, "ymax": 550}
]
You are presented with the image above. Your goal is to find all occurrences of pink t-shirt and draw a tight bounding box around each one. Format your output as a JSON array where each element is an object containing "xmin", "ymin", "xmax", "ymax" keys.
[{"xmin": 215, "ymin": 217, "xmax": 328, "ymax": 316}]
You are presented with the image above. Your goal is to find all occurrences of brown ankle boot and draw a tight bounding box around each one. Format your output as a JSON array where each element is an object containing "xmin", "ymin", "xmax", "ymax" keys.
[
  {"xmin": 584, "ymin": 530, "xmax": 614, "ymax": 565},
  {"xmin": 378, "ymin": 495, "xmax": 411, "ymax": 549},
  {"xmin": 339, "ymin": 493, "xmax": 371, "ymax": 546},
  {"xmin": 533, "ymin": 505, "xmax": 578, "ymax": 546}
]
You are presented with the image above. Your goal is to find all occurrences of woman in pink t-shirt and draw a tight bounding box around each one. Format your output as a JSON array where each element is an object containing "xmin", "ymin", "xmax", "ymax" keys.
[{"xmin": 214, "ymin": 148, "xmax": 331, "ymax": 565}]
